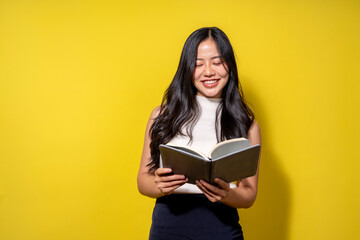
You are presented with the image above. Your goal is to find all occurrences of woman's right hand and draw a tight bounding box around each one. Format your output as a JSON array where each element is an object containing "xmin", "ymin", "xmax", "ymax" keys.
[
  {"xmin": 154, "ymin": 168, "xmax": 188, "ymax": 196},
  {"xmin": 138, "ymin": 107, "xmax": 188, "ymax": 198}
]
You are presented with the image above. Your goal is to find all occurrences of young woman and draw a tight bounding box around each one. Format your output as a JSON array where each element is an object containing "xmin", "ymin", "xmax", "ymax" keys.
[{"xmin": 137, "ymin": 27, "xmax": 261, "ymax": 240}]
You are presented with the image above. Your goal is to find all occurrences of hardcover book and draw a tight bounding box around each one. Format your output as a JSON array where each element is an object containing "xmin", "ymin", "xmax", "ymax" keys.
[{"xmin": 159, "ymin": 138, "xmax": 261, "ymax": 184}]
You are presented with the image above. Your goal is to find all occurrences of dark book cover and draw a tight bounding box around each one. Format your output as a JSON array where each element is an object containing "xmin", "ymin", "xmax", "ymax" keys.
[{"xmin": 160, "ymin": 142, "xmax": 260, "ymax": 184}]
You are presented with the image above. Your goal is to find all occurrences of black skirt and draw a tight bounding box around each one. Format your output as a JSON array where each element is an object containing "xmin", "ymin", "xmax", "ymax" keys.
[{"xmin": 149, "ymin": 194, "xmax": 244, "ymax": 240}]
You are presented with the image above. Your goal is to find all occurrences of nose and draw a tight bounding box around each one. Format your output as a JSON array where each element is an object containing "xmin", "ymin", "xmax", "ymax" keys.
[{"xmin": 204, "ymin": 64, "xmax": 215, "ymax": 77}]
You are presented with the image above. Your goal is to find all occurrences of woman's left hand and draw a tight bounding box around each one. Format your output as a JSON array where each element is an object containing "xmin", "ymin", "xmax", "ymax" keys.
[{"xmin": 196, "ymin": 178, "xmax": 232, "ymax": 203}]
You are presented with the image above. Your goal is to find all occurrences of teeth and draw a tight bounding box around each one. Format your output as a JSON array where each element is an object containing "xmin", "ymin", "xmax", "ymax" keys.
[{"xmin": 203, "ymin": 80, "xmax": 218, "ymax": 84}]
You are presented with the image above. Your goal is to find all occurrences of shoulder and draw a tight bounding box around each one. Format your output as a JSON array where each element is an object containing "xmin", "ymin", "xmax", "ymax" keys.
[
  {"xmin": 247, "ymin": 120, "xmax": 261, "ymax": 145},
  {"xmin": 144, "ymin": 106, "xmax": 162, "ymax": 135},
  {"xmin": 150, "ymin": 106, "xmax": 161, "ymax": 120},
  {"xmin": 249, "ymin": 120, "xmax": 260, "ymax": 133},
  {"xmin": 147, "ymin": 106, "xmax": 163, "ymax": 126}
]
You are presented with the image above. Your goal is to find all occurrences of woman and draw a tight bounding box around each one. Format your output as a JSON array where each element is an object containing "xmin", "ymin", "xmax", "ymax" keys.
[{"xmin": 137, "ymin": 27, "xmax": 261, "ymax": 240}]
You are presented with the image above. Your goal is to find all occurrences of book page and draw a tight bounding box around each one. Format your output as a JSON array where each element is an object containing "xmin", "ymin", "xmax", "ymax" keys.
[
  {"xmin": 210, "ymin": 138, "xmax": 250, "ymax": 160},
  {"xmin": 166, "ymin": 143, "xmax": 209, "ymax": 160}
]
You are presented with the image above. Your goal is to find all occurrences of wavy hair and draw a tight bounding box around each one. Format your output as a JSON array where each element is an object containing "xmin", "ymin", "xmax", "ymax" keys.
[{"xmin": 148, "ymin": 27, "xmax": 254, "ymax": 172}]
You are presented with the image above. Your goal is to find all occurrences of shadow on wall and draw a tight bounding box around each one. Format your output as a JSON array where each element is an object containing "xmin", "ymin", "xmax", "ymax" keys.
[
  {"xmin": 239, "ymin": 149, "xmax": 291, "ymax": 240},
  {"xmin": 237, "ymin": 78, "xmax": 291, "ymax": 240}
]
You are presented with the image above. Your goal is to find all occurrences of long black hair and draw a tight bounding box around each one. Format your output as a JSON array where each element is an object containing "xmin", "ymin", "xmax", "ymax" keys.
[{"xmin": 148, "ymin": 27, "xmax": 254, "ymax": 172}]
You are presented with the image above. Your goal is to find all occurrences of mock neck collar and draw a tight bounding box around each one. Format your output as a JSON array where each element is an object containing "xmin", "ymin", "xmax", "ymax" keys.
[{"xmin": 195, "ymin": 95, "xmax": 222, "ymax": 105}]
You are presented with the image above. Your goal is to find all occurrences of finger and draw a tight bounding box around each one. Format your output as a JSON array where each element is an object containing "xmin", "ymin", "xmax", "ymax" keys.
[
  {"xmin": 200, "ymin": 180, "xmax": 226, "ymax": 196},
  {"xmin": 201, "ymin": 189, "xmax": 218, "ymax": 202},
  {"xmin": 213, "ymin": 178, "xmax": 230, "ymax": 190},
  {"xmin": 157, "ymin": 174, "xmax": 186, "ymax": 183},
  {"xmin": 155, "ymin": 168, "xmax": 172, "ymax": 176},
  {"xmin": 196, "ymin": 180, "xmax": 222, "ymax": 202},
  {"xmin": 159, "ymin": 178, "xmax": 188, "ymax": 188},
  {"xmin": 161, "ymin": 183, "xmax": 187, "ymax": 195},
  {"xmin": 196, "ymin": 181, "xmax": 216, "ymax": 201}
]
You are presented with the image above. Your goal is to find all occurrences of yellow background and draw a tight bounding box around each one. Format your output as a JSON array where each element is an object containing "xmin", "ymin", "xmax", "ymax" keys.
[{"xmin": 0, "ymin": 0, "xmax": 359, "ymax": 239}]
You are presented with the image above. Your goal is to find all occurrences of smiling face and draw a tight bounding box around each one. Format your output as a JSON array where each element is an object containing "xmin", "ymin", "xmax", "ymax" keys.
[{"xmin": 192, "ymin": 38, "xmax": 229, "ymax": 98}]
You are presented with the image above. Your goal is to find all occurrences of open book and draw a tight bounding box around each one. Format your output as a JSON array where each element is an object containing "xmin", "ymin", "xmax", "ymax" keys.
[{"xmin": 159, "ymin": 138, "xmax": 261, "ymax": 184}]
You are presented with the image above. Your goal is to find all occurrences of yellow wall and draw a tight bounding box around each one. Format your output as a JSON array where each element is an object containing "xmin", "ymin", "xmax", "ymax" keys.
[{"xmin": 0, "ymin": 1, "xmax": 359, "ymax": 239}]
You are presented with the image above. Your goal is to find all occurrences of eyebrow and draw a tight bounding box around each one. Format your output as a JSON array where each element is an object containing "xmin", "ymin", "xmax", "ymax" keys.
[{"xmin": 196, "ymin": 56, "xmax": 222, "ymax": 60}]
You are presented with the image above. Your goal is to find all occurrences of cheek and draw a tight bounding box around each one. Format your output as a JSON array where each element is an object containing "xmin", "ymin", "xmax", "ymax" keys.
[
  {"xmin": 217, "ymin": 67, "xmax": 229, "ymax": 78},
  {"xmin": 193, "ymin": 69, "xmax": 202, "ymax": 81}
]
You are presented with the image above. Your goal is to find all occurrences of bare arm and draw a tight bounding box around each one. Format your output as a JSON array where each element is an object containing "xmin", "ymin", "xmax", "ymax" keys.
[
  {"xmin": 137, "ymin": 107, "xmax": 188, "ymax": 198},
  {"xmin": 196, "ymin": 120, "xmax": 261, "ymax": 208}
]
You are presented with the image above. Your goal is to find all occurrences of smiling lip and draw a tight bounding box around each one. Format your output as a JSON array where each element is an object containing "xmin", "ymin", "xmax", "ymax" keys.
[{"xmin": 201, "ymin": 79, "xmax": 220, "ymax": 88}]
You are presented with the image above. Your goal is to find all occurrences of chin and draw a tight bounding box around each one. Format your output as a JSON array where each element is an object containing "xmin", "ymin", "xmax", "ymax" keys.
[{"xmin": 199, "ymin": 91, "xmax": 221, "ymax": 98}]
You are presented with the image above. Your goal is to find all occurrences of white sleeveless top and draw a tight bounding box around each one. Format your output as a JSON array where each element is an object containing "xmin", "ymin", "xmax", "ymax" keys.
[{"xmin": 160, "ymin": 95, "xmax": 236, "ymax": 194}]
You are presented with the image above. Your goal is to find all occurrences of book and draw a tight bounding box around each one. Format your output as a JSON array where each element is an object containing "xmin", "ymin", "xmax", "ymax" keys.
[{"xmin": 159, "ymin": 138, "xmax": 261, "ymax": 184}]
